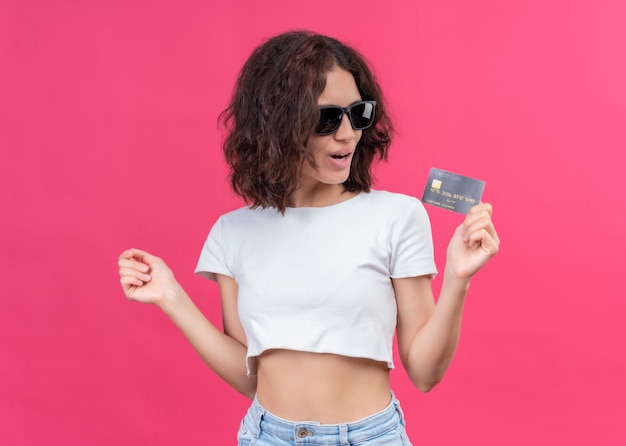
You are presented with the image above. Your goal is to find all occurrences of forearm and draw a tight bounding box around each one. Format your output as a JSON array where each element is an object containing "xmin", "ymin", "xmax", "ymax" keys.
[
  {"xmin": 405, "ymin": 270, "xmax": 470, "ymax": 391},
  {"xmin": 158, "ymin": 287, "xmax": 256, "ymax": 398},
  {"xmin": 399, "ymin": 203, "xmax": 499, "ymax": 392}
]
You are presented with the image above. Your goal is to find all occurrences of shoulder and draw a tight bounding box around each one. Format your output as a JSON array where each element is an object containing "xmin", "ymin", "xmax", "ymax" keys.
[
  {"xmin": 220, "ymin": 204, "xmax": 279, "ymax": 223},
  {"xmin": 214, "ymin": 205, "xmax": 284, "ymax": 236},
  {"xmin": 361, "ymin": 190, "xmax": 432, "ymax": 236},
  {"xmin": 362, "ymin": 189, "xmax": 426, "ymax": 213}
]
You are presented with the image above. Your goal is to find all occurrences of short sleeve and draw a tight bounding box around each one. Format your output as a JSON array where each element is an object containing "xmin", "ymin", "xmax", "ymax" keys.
[
  {"xmin": 195, "ymin": 216, "xmax": 235, "ymax": 281},
  {"xmin": 389, "ymin": 198, "xmax": 438, "ymax": 279}
]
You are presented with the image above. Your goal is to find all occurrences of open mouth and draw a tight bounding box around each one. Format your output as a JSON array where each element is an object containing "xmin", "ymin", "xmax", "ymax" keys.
[{"xmin": 330, "ymin": 153, "xmax": 350, "ymax": 160}]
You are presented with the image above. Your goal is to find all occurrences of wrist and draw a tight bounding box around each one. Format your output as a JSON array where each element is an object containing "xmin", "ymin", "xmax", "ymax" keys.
[
  {"xmin": 157, "ymin": 283, "xmax": 188, "ymax": 315},
  {"xmin": 442, "ymin": 266, "xmax": 471, "ymax": 296}
]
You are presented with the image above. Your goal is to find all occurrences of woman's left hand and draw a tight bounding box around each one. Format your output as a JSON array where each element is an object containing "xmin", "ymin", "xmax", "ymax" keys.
[{"xmin": 446, "ymin": 203, "xmax": 500, "ymax": 280}]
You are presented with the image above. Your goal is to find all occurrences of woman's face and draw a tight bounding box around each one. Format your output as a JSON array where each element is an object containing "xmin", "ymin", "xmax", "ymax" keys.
[{"xmin": 301, "ymin": 67, "xmax": 363, "ymax": 190}]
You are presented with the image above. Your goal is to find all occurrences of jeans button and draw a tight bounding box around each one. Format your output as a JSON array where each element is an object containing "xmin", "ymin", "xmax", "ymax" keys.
[{"xmin": 297, "ymin": 427, "xmax": 310, "ymax": 438}]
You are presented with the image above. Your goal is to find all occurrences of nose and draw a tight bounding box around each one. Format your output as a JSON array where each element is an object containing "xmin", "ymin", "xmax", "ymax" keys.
[{"xmin": 333, "ymin": 112, "xmax": 359, "ymax": 141}]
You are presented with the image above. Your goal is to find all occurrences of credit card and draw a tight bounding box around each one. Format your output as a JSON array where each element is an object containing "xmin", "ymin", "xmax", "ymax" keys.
[{"xmin": 421, "ymin": 167, "xmax": 485, "ymax": 214}]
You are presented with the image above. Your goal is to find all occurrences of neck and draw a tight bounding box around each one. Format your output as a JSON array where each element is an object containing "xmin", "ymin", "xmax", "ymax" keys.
[{"xmin": 289, "ymin": 183, "xmax": 356, "ymax": 208}]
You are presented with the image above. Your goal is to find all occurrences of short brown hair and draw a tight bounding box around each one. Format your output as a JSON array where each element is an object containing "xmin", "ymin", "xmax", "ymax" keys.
[{"xmin": 220, "ymin": 31, "xmax": 394, "ymax": 212}]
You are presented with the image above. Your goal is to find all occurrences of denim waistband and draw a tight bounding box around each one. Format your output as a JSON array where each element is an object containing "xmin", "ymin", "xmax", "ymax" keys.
[{"xmin": 243, "ymin": 392, "xmax": 407, "ymax": 444}]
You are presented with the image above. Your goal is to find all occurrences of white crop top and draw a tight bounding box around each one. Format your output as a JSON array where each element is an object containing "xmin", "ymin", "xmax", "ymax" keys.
[{"xmin": 195, "ymin": 190, "xmax": 437, "ymax": 375}]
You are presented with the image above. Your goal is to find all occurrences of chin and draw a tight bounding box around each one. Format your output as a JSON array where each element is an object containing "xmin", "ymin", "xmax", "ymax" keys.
[{"xmin": 329, "ymin": 174, "xmax": 350, "ymax": 185}]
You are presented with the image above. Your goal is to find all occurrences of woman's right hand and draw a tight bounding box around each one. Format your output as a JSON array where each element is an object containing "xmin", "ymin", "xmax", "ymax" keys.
[
  {"xmin": 118, "ymin": 248, "xmax": 181, "ymax": 306},
  {"xmin": 118, "ymin": 249, "xmax": 256, "ymax": 397}
]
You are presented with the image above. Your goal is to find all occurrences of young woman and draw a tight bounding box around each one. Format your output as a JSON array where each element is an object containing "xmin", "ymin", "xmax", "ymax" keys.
[{"xmin": 118, "ymin": 31, "xmax": 499, "ymax": 445}]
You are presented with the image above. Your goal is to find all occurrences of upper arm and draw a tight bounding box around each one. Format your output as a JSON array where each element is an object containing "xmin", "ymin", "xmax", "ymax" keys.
[
  {"xmin": 393, "ymin": 275, "xmax": 436, "ymax": 369},
  {"xmin": 215, "ymin": 274, "xmax": 247, "ymax": 347}
]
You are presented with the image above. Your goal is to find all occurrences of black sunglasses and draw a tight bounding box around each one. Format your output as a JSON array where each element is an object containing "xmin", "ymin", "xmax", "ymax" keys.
[{"xmin": 314, "ymin": 100, "xmax": 377, "ymax": 135}]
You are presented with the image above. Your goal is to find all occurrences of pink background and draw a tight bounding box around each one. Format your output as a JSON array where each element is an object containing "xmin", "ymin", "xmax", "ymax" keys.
[{"xmin": 1, "ymin": 1, "xmax": 625, "ymax": 444}]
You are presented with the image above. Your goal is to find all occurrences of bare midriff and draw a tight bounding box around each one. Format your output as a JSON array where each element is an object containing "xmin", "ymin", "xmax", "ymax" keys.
[{"xmin": 255, "ymin": 349, "xmax": 392, "ymax": 424}]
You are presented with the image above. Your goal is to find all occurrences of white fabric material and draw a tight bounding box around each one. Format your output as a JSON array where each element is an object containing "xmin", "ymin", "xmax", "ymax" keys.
[{"xmin": 195, "ymin": 190, "xmax": 437, "ymax": 375}]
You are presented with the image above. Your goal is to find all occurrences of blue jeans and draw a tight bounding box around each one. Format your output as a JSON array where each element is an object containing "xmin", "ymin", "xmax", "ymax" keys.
[{"xmin": 237, "ymin": 393, "xmax": 413, "ymax": 445}]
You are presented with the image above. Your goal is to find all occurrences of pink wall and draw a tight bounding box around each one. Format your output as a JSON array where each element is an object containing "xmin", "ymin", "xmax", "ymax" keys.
[{"xmin": 1, "ymin": 1, "xmax": 625, "ymax": 444}]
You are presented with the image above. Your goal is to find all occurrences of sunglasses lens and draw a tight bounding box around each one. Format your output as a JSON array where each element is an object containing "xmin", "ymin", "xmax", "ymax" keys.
[
  {"xmin": 348, "ymin": 101, "xmax": 375, "ymax": 130},
  {"xmin": 316, "ymin": 107, "xmax": 343, "ymax": 135},
  {"xmin": 314, "ymin": 101, "xmax": 376, "ymax": 135}
]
